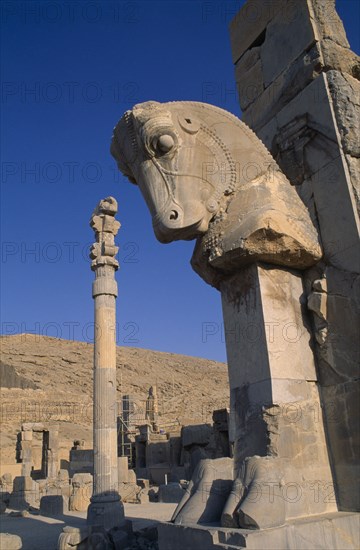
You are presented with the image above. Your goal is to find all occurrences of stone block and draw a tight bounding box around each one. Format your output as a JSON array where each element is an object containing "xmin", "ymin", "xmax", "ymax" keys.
[
  {"xmin": 48, "ymin": 431, "xmax": 59, "ymax": 449},
  {"xmin": 311, "ymin": 0, "xmax": 350, "ymax": 49},
  {"xmin": 235, "ymin": 50, "xmax": 264, "ymax": 110},
  {"xmin": 69, "ymin": 473, "xmax": 92, "ymax": 512},
  {"xmin": 21, "ymin": 430, "xmax": 32, "ymax": 441},
  {"xmin": 321, "ymin": 40, "xmax": 360, "ymax": 80},
  {"xmin": 172, "ymin": 458, "xmax": 233, "ymax": 526},
  {"xmin": 170, "ymin": 467, "xmax": 187, "ymax": 483},
  {"xmin": 137, "ymin": 479, "xmax": 149, "ymax": 490},
  {"xmin": 138, "ymin": 492, "xmax": 150, "ymax": 504},
  {"xmin": 0, "ymin": 491, "xmax": 10, "ymax": 505},
  {"xmin": 58, "ymin": 526, "xmax": 89, "ymax": 548},
  {"xmin": 158, "ymin": 512, "xmax": 360, "ymax": 550},
  {"xmin": 0, "ymin": 534, "xmax": 22, "ymax": 550},
  {"xmin": 149, "ymin": 465, "xmax": 171, "ymax": 486},
  {"xmin": 118, "ymin": 482, "xmax": 139, "ymax": 503},
  {"xmin": 128, "ymin": 469, "xmax": 137, "ymax": 484},
  {"xmin": 221, "ymin": 265, "xmax": 317, "ymax": 396},
  {"xmin": 254, "ymin": 73, "xmax": 359, "ymax": 274},
  {"xmin": 135, "ymin": 467, "xmax": 148, "ymax": 480},
  {"xmin": 243, "ymin": 43, "xmax": 321, "ymax": 131},
  {"xmin": 229, "ymin": 0, "xmax": 284, "ymax": 63},
  {"xmin": 13, "ymin": 476, "xmax": 35, "ymax": 492},
  {"xmin": 345, "ymin": 155, "xmax": 360, "ymax": 210},
  {"xmin": 58, "ymin": 469, "xmax": 69, "ymax": 483},
  {"xmin": 40, "ymin": 495, "xmax": 68, "ymax": 516},
  {"xmin": 327, "ymin": 71, "xmax": 360, "ymax": 158},
  {"xmin": 182, "ymin": 424, "xmax": 213, "ymax": 448},
  {"xmin": 310, "ymin": 154, "xmax": 360, "ymax": 273},
  {"xmin": 118, "ymin": 456, "xmax": 129, "ymax": 483},
  {"xmin": 109, "ymin": 528, "xmax": 129, "ymax": 550},
  {"xmin": 31, "ymin": 423, "xmax": 45, "ymax": 432},
  {"xmin": 260, "ymin": 1, "xmax": 316, "ymax": 87},
  {"xmin": 158, "ymin": 482, "xmax": 185, "ymax": 503},
  {"xmin": 146, "ymin": 440, "xmax": 170, "ymax": 466}
]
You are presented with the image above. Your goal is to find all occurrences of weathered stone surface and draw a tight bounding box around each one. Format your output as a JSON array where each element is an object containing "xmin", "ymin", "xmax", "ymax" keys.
[
  {"xmin": 69, "ymin": 473, "xmax": 92, "ymax": 512},
  {"xmin": 40, "ymin": 495, "xmax": 68, "ymax": 516},
  {"xmin": 229, "ymin": 0, "xmax": 284, "ymax": 63},
  {"xmin": 57, "ymin": 526, "xmax": 89, "ymax": 549},
  {"xmin": 321, "ymin": 40, "xmax": 360, "ymax": 79},
  {"xmin": 235, "ymin": 47, "xmax": 264, "ymax": 110},
  {"xmin": 232, "ymin": 0, "xmax": 360, "ymax": 137},
  {"xmin": 69, "ymin": 448, "xmax": 93, "ymax": 476},
  {"xmin": 182, "ymin": 424, "xmax": 212, "ymax": 448},
  {"xmin": 171, "ymin": 458, "xmax": 233, "ymax": 526},
  {"xmin": 260, "ymin": 1, "xmax": 316, "ymax": 87},
  {"xmin": 9, "ymin": 476, "xmax": 39, "ymax": 510},
  {"xmin": 229, "ymin": 0, "xmax": 360, "ymax": 518},
  {"xmin": 118, "ymin": 482, "xmax": 140, "ymax": 503},
  {"xmin": 221, "ymin": 265, "xmax": 317, "ymax": 395},
  {"xmin": 158, "ymin": 482, "xmax": 185, "ymax": 504},
  {"xmin": 222, "ymin": 456, "xmax": 285, "ymax": 529},
  {"xmin": 310, "ymin": 0, "xmax": 350, "ymax": 48},
  {"xmin": 241, "ymin": 43, "xmax": 322, "ymax": 131},
  {"xmin": 345, "ymin": 155, "xmax": 360, "ymax": 211},
  {"xmin": 321, "ymin": 380, "xmax": 360, "ymax": 508},
  {"xmin": 158, "ymin": 512, "xmax": 360, "ymax": 550},
  {"xmin": 258, "ymin": 74, "xmax": 359, "ymax": 274},
  {"xmin": 327, "ymin": 71, "xmax": 360, "ymax": 159},
  {"xmin": 118, "ymin": 456, "xmax": 129, "ymax": 483},
  {"xmin": 0, "ymin": 533, "xmax": 22, "ymax": 550}
]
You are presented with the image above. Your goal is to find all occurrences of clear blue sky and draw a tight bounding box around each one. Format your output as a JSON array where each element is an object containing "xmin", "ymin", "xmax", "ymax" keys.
[{"xmin": 1, "ymin": 1, "xmax": 359, "ymax": 362}]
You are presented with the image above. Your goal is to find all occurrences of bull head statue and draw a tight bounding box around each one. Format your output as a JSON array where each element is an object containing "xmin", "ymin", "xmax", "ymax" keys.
[{"xmin": 111, "ymin": 101, "xmax": 321, "ymax": 285}]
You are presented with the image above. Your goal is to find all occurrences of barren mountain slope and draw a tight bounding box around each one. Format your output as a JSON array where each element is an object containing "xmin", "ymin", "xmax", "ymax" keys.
[{"xmin": 0, "ymin": 334, "xmax": 229, "ymax": 464}]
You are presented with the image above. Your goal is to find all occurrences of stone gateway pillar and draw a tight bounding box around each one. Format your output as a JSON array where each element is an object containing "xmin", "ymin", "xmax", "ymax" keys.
[
  {"xmin": 229, "ymin": 0, "xmax": 360, "ymax": 513},
  {"xmin": 87, "ymin": 196, "xmax": 124, "ymax": 530}
]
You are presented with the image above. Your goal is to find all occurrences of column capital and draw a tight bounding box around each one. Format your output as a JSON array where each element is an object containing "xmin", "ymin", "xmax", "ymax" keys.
[{"xmin": 90, "ymin": 196, "xmax": 120, "ymax": 270}]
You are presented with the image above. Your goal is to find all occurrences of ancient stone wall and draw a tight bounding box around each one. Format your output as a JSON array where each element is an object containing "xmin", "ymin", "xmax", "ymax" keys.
[{"xmin": 230, "ymin": 0, "xmax": 359, "ymax": 511}]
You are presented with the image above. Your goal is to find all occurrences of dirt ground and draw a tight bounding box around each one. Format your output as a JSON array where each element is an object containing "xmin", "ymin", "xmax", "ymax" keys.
[{"xmin": 0, "ymin": 503, "xmax": 177, "ymax": 550}]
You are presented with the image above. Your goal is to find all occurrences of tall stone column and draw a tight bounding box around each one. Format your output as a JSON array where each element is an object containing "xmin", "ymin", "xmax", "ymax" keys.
[{"xmin": 87, "ymin": 196, "xmax": 125, "ymax": 531}]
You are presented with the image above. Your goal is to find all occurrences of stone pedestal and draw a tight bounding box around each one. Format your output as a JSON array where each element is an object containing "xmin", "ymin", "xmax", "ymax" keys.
[
  {"xmin": 220, "ymin": 264, "xmax": 335, "ymax": 524},
  {"xmin": 158, "ymin": 512, "xmax": 360, "ymax": 550}
]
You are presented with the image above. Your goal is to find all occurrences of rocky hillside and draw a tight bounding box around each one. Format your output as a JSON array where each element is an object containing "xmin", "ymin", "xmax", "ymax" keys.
[{"xmin": 0, "ymin": 334, "xmax": 229, "ymax": 464}]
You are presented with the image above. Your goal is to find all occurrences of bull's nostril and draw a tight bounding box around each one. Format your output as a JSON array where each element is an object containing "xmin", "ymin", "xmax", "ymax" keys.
[{"xmin": 169, "ymin": 210, "xmax": 178, "ymax": 221}]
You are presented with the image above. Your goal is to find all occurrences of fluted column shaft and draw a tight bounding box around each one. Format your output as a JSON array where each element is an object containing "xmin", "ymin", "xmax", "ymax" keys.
[{"xmin": 93, "ymin": 266, "xmax": 119, "ymax": 496}]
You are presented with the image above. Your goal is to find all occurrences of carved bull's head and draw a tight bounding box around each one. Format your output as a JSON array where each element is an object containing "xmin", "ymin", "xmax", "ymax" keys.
[
  {"xmin": 111, "ymin": 101, "xmax": 322, "ymax": 280},
  {"xmin": 111, "ymin": 101, "xmax": 273, "ymax": 243}
]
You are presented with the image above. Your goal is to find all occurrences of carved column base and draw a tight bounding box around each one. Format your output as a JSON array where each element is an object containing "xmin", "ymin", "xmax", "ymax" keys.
[{"xmin": 87, "ymin": 491, "xmax": 125, "ymax": 531}]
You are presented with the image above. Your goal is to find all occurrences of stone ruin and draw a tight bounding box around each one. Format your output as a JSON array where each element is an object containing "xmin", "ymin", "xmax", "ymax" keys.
[
  {"xmin": 0, "ymin": 390, "xmax": 231, "ymax": 523},
  {"xmin": 111, "ymin": 1, "xmax": 359, "ymax": 548},
  {"xmin": 1, "ymin": 2, "xmax": 358, "ymax": 549}
]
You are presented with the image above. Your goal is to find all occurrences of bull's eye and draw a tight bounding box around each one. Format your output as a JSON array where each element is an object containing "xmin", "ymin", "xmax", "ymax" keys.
[{"xmin": 152, "ymin": 134, "xmax": 175, "ymax": 155}]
